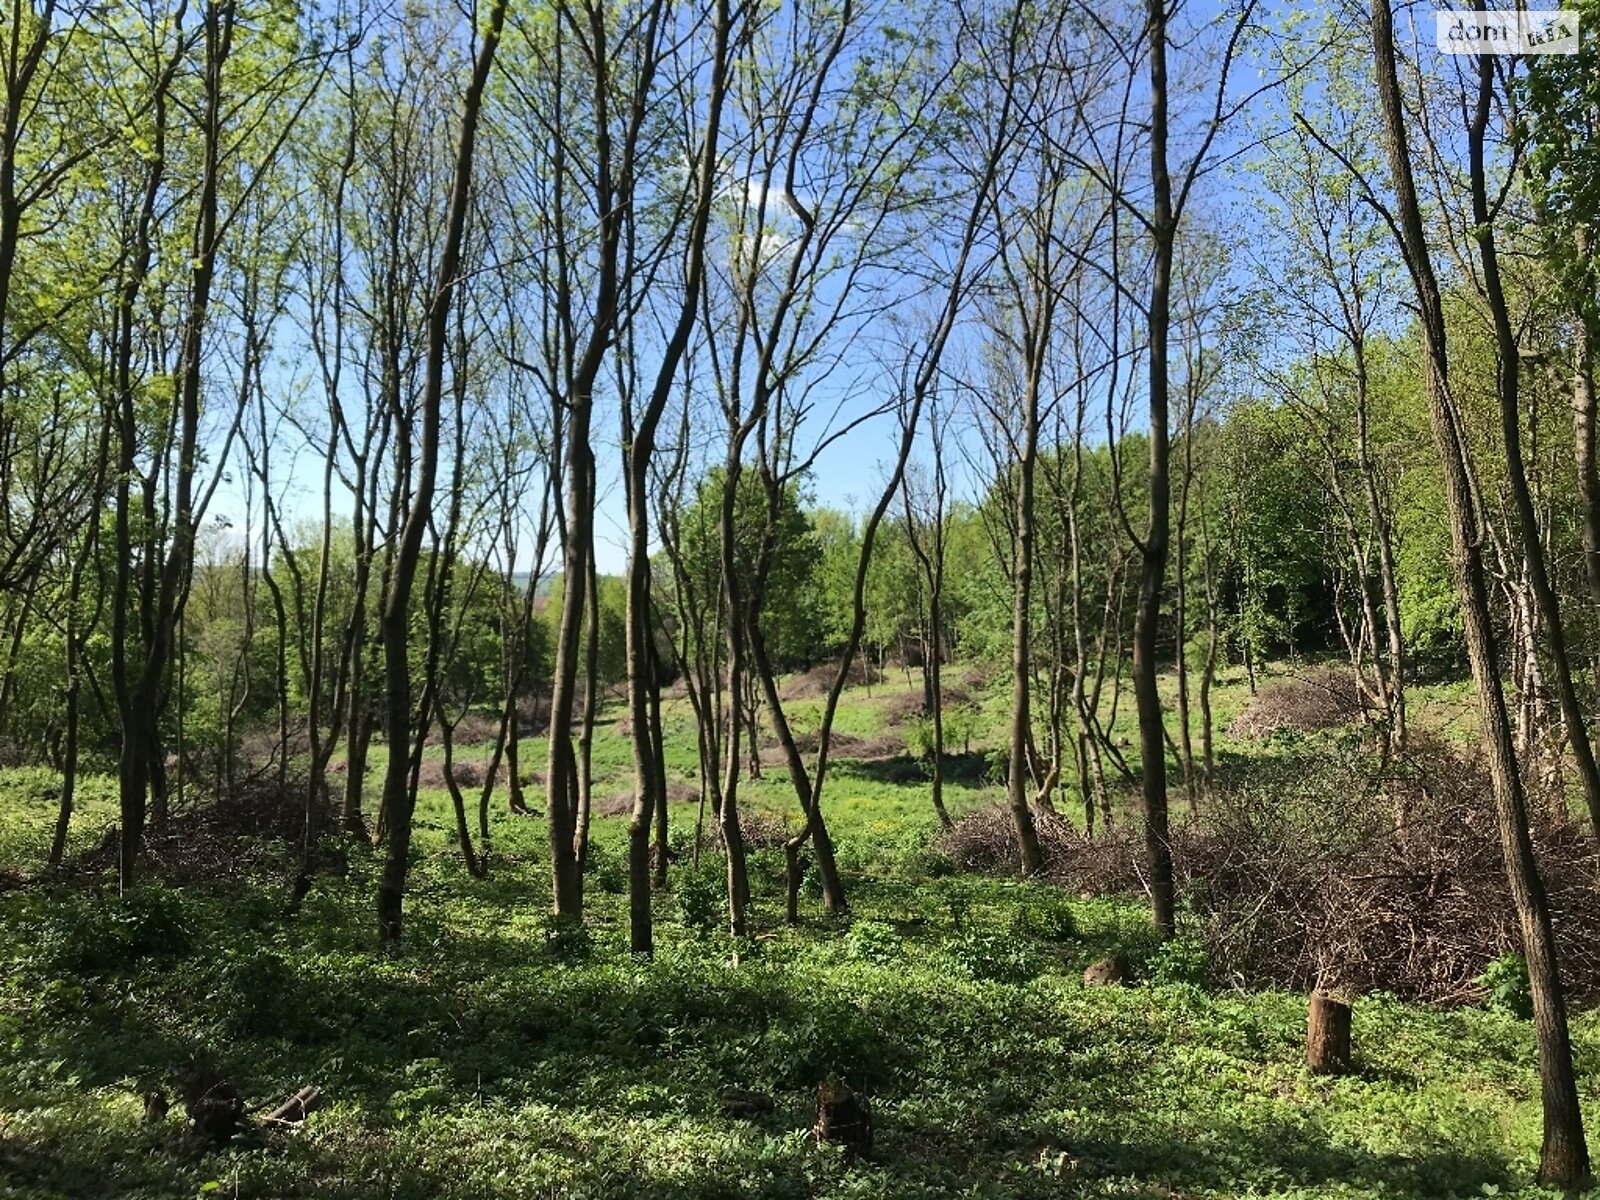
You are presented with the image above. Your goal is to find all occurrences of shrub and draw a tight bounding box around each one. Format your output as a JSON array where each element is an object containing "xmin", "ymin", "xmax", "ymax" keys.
[
  {"xmin": 541, "ymin": 914, "xmax": 592, "ymax": 963},
  {"xmin": 1477, "ymin": 953, "xmax": 1532, "ymax": 1020},
  {"xmin": 48, "ymin": 885, "xmax": 195, "ymax": 973},
  {"xmin": 1146, "ymin": 934, "xmax": 1210, "ymax": 988},
  {"xmin": 844, "ymin": 919, "xmax": 902, "ymax": 965},
  {"xmin": 217, "ymin": 949, "xmax": 305, "ymax": 1039},
  {"xmin": 583, "ymin": 843, "xmax": 626, "ymax": 896},
  {"xmin": 674, "ymin": 865, "xmax": 723, "ymax": 931},
  {"xmin": 880, "ymin": 829, "xmax": 953, "ymax": 879},
  {"xmin": 904, "ymin": 718, "xmax": 936, "ymax": 766},
  {"xmin": 759, "ymin": 1000, "xmax": 889, "ymax": 1089},
  {"xmin": 942, "ymin": 704, "xmax": 982, "ymax": 755},
  {"xmin": 947, "ymin": 928, "xmax": 1041, "ymax": 984},
  {"xmin": 1009, "ymin": 894, "xmax": 1077, "ymax": 943}
]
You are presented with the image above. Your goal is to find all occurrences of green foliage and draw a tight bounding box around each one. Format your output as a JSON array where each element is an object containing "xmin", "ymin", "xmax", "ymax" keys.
[
  {"xmin": 583, "ymin": 842, "xmax": 627, "ymax": 896},
  {"xmin": 903, "ymin": 716, "xmax": 936, "ymax": 765},
  {"xmin": 1008, "ymin": 893, "xmax": 1077, "ymax": 943},
  {"xmin": 0, "ymin": 769, "xmax": 1583, "ymax": 1200},
  {"xmin": 216, "ymin": 948, "xmax": 310, "ymax": 1039},
  {"xmin": 672, "ymin": 468, "xmax": 829, "ymax": 672},
  {"xmin": 758, "ymin": 999, "xmax": 889, "ymax": 1090},
  {"xmin": 1520, "ymin": 0, "xmax": 1600, "ymax": 315},
  {"xmin": 1208, "ymin": 398, "xmax": 1332, "ymax": 658},
  {"xmin": 946, "ymin": 927, "xmax": 1041, "ymax": 984},
  {"xmin": 885, "ymin": 829, "xmax": 954, "ymax": 880},
  {"xmin": 40, "ymin": 885, "xmax": 195, "ymax": 973},
  {"xmin": 540, "ymin": 913, "xmax": 592, "ymax": 963},
  {"xmin": 673, "ymin": 864, "xmax": 724, "ymax": 931},
  {"xmin": 1477, "ymin": 953, "xmax": 1534, "ymax": 1021},
  {"xmin": 1146, "ymin": 933, "xmax": 1211, "ymax": 988},
  {"xmin": 843, "ymin": 918, "xmax": 901, "ymax": 964}
]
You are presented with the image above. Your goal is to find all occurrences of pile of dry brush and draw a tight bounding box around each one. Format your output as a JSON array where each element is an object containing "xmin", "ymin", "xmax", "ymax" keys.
[
  {"xmin": 942, "ymin": 733, "xmax": 1600, "ymax": 1003},
  {"xmin": 1226, "ymin": 667, "xmax": 1367, "ymax": 740}
]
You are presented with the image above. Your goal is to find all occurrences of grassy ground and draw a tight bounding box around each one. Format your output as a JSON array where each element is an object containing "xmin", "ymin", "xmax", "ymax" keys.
[{"xmin": 0, "ymin": 661, "xmax": 1585, "ymax": 1199}]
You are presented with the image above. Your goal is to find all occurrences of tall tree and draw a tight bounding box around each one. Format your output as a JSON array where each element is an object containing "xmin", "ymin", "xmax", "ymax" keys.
[
  {"xmin": 376, "ymin": 0, "xmax": 506, "ymax": 943},
  {"xmin": 1367, "ymin": 1, "xmax": 1589, "ymax": 1184},
  {"xmin": 621, "ymin": 0, "xmax": 733, "ymax": 954}
]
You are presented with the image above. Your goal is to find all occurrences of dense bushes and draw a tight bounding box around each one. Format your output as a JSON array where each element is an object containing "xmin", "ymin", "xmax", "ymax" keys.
[{"xmin": 34, "ymin": 885, "xmax": 196, "ymax": 973}]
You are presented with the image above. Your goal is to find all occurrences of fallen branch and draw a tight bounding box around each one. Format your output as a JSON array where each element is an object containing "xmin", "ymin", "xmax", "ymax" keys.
[{"xmin": 261, "ymin": 1085, "xmax": 324, "ymax": 1127}]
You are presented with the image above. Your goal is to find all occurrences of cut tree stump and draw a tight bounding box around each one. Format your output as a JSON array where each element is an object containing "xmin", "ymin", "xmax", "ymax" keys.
[
  {"xmin": 718, "ymin": 1086, "xmax": 774, "ymax": 1120},
  {"xmin": 814, "ymin": 1081, "xmax": 872, "ymax": 1159},
  {"xmin": 175, "ymin": 1056, "xmax": 245, "ymax": 1146},
  {"xmin": 262, "ymin": 1085, "xmax": 324, "ymax": 1125},
  {"xmin": 1082, "ymin": 955, "xmax": 1128, "ymax": 987},
  {"xmin": 1306, "ymin": 992, "xmax": 1352, "ymax": 1074}
]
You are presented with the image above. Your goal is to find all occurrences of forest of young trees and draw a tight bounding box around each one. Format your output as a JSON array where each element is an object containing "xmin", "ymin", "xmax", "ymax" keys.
[{"xmin": 7, "ymin": 0, "xmax": 1600, "ymax": 1195}]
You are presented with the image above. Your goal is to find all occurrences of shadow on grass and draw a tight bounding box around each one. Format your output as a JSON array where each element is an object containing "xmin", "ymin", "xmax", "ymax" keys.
[
  {"xmin": 1066, "ymin": 1122, "xmax": 1512, "ymax": 1200},
  {"xmin": 830, "ymin": 751, "xmax": 990, "ymax": 788},
  {"xmin": 0, "ymin": 866, "xmax": 1534, "ymax": 1200}
]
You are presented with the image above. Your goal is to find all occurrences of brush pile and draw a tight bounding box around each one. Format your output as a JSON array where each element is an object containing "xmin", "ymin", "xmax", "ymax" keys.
[
  {"xmin": 941, "ymin": 733, "xmax": 1600, "ymax": 1003},
  {"xmin": 1227, "ymin": 667, "xmax": 1366, "ymax": 740}
]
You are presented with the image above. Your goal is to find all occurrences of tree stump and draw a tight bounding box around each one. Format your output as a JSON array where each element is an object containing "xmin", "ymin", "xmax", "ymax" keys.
[
  {"xmin": 1082, "ymin": 955, "xmax": 1128, "ymax": 987},
  {"xmin": 814, "ymin": 1081, "xmax": 872, "ymax": 1159},
  {"xmin": 718, "ymin": 1086, "xmax": 774, "ymax": 1121},
  {"xmin": 1306, "ymin": 992, "xmax": 1352, "ymax": 1074},
  {"xmin": 175, "ymin": 1056, "xmax": 245, "ymax": 1146}
]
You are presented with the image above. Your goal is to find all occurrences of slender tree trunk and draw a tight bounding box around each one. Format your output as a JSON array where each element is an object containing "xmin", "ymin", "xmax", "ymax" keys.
[
  {"xmin": 622, "ymin": 0, "xmax": 729, "ymax": 947},
  {"xmin": 109, "ymin": 21, "xmax": 183, "ymax": 890},
  {"xmin": 1136, "ymin": 0, "xmax": 1177, "ymax": 938},
  {"xmin": 1354, "ymin": 353, "xmax": 1407, "ymax": 751},
  {"xmin": 573, "ymin": 537, "xmax": 599, "ymax": 879},
  {"xmin": 927, "ymin": 586, "xmax": 951, "ymax": 831},
  {"xmin": 1198, "ymin": 505, "xmax": 1220, "ymax": 796},
  {"xmin": 343, "ymin": 668, "xmax": 371, "ymax": 836},
  {"xmin": 1572, "ymin": 290, "xmax": 1600, "ymax": 606},
  {"xmin": 1371, "ymin": 10, "xmax": 1590, "ymax": 1184},
  {"xmin": 648, "ymin": 627, "xmax": 669, "ymax": 888},
  {"xmin": 1008, "ymin": 382, "xmax": 1045, "ymax": 874},
  {"xmin": 375, "ymin": 0, "xmax": 503, "ymax": 941},
  {"xmin": 1469, "ymin": 58, "xmax": 1600, "ymax": 841}
]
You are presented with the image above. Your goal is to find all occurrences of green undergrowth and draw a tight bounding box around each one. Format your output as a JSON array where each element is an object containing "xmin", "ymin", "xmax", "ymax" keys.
[
  {"xmin": 0, "ymin": 662, "xmax": 1586, "ymax": 1198},
  {"xmin": 0, "ymin": 812, "xmax": 1594, "ymax": 1199}
]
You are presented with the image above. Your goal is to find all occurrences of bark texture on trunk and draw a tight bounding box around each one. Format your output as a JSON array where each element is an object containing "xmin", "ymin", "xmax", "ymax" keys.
[{"xmin": 1306, "ymin": 993, "xmax": 1351, "ymax": 1075}]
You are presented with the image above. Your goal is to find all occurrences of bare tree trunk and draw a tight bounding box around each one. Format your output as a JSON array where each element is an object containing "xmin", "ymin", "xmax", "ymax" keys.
[
  {"xmin": 375, "ymin": 0, "xmax": 503, "ymax": 942},
  {"xmin": 1135, "ymin": 0, "xmax": 1177, "ymax": 938},
  {"xmin": 1371, "ymin": 9, "xmax": 1589, "ymax": 1183}
]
